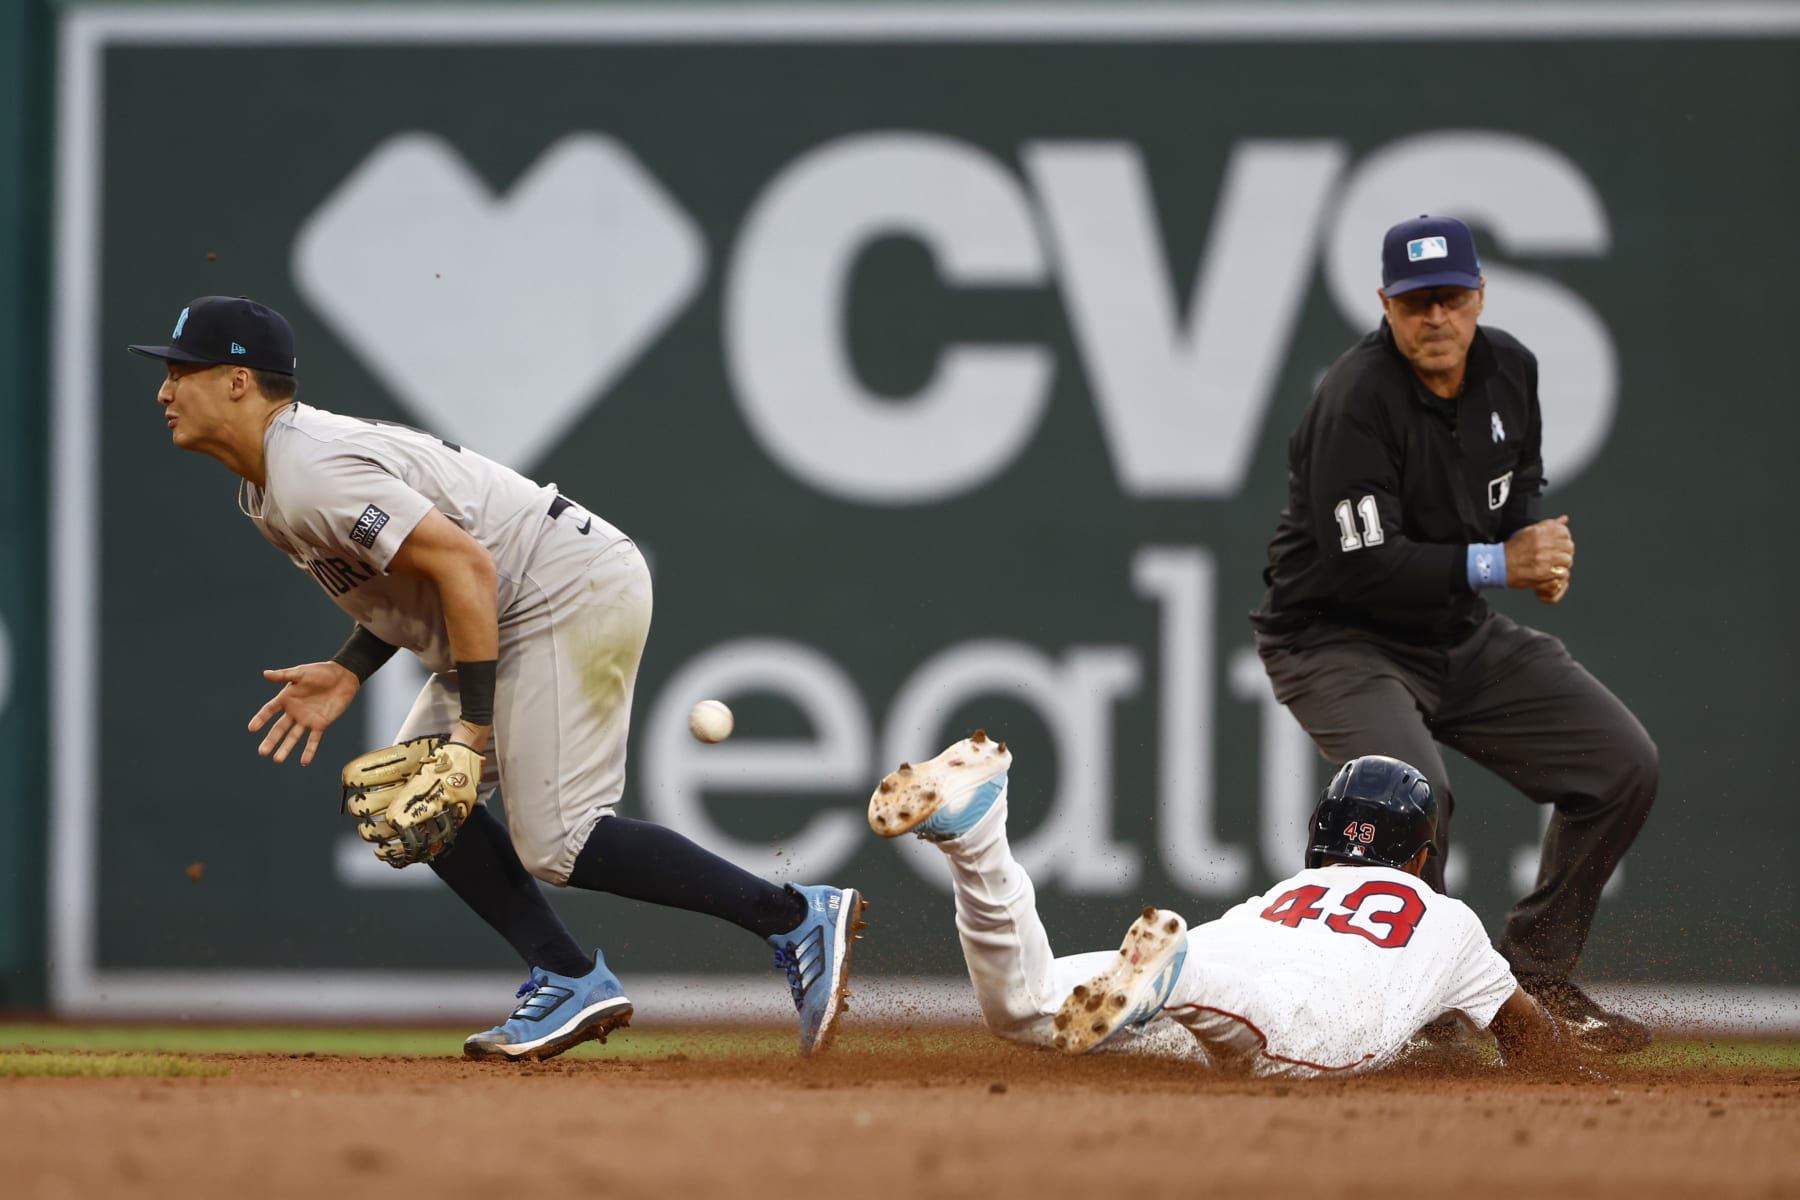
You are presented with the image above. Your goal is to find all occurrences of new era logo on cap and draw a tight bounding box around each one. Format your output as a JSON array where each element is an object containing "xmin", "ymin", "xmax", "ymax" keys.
[
  {"xmin": 126, "ymin": 295, "xmax": 299, "ymax": 375},
  {"xmin": 1407, "ymin": 236, "xmax": 1449, "ymax": 262}
]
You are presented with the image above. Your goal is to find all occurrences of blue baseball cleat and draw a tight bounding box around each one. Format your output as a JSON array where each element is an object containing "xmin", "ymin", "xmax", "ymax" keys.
[
  {"xmin": 464, "ymin": 951, "xmax": 633, "ymax": 1062},
  {"xmin": 769, "ymin": 883, "xmax": 867, "ymax": 1056},
  {"xmin": 1052, "ymin": 907, "xmax": 1189, "ymax": 1055},
  {"xmin": 866, "ymin": 729, "xmax": 1011, "ymax": 842}
]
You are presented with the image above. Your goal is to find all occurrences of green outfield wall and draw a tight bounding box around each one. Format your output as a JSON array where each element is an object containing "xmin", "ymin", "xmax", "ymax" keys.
[
  {"xmin": 10, "ymin": 2, "xmax": 1799, "ymax": 1025},
  {"xmin": 0, "ymin": 0, "xmax": 50, "ymax": 1009}
]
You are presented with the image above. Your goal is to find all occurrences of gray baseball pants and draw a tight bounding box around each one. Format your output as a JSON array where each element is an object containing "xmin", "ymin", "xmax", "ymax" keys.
[{"xmin": 1255, "ymin": 613, "xmax": 1657, "ymax": 978}]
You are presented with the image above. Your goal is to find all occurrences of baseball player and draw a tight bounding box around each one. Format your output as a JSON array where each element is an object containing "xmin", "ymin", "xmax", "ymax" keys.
[
  {"xmin": 129, "ymin": 295, "xmax": 865, "ymax": 1060},
  {"xmin": 1251, "ymin": 214, "xmax": 1657, "ymax": 1052},
  {"xmin": 870, "ymin": 736, "xmax": 1567, "ymax": 1077}
]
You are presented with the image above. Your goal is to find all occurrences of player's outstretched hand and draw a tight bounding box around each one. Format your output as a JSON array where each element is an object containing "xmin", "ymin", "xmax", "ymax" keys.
[
  {"xmin": 1505, "ymin": 515, "xmax": 1574, "ymax": 592},
  {"xmin": 250, "ymin": 661, "xmax": 360, "ymax": 766}
]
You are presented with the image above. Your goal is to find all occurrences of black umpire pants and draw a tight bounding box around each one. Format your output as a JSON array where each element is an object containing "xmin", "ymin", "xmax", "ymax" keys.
[{"xmin": 1256, "ymin": 613, "xmax": 1657, "ymax": 979}]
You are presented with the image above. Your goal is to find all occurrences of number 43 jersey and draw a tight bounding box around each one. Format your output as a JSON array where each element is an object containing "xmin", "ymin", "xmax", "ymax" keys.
[{"xmin": 1166, "ymin": 864, "xmax": 1516, "ymax": 1075}]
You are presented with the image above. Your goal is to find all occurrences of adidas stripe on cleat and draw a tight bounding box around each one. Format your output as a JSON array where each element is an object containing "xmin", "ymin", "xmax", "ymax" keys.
[
  {"xmin": 867, "ymin": 729, "xmax": 1012, "ymax": 842},
  {"xmin": 464, "ymin": 951, "xmax": 634, "ymax": 1063},
  {"xmin": 1052, "ymin": 907, "xmax": 1188, "ymax": 1055},
  {"xmin": 769, "ymin": 884, "xmax": 869, "ymax": 1056}
]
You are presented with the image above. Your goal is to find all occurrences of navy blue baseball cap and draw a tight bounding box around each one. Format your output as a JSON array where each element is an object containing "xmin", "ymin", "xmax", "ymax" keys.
[
  {"xmin": 128, "ymin": 295, "xmax": 298, "ymax": 375},
  {"xmin": 1380, "ymin": 215, "xmax": 1484, "ymax": 296}
]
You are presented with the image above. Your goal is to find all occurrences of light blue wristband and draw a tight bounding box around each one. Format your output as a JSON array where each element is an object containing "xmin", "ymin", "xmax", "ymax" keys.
[{"xmin": 1466, "ymin": 543, "xmax": 1508, "ymax": 591}]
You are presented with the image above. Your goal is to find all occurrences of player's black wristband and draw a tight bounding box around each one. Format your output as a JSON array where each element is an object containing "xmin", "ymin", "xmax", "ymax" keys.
[
  {"xmin": 456, "ymin": 659, "xmax": 498, "ymax": 727},
  {"xmin": 331, "ymin": 624, "xmax": 399, "ymax": 684}
]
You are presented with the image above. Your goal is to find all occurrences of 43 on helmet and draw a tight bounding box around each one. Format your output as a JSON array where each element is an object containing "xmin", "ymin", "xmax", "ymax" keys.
[{"xmin": 1306, "ymin": 755, "xmax": 1438, "ymax": 870}]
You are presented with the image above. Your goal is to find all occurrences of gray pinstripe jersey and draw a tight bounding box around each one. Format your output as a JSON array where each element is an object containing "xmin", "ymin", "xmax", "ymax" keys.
[{"xmin": 240, "ymin": 402, "xmax": 608, "ymax": 672}]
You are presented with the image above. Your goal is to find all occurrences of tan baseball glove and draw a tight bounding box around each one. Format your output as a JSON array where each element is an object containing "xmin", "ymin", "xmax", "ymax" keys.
[{"xmin": 341, "ymin": 735, "xmax": 484, "ymax": 867}]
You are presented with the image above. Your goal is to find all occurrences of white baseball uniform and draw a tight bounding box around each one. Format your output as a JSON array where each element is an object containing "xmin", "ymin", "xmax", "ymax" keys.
[
  {"xmin": 240, "ymin": 402, "xmax": 650, "ymax": 884},
  {"xmin": 942, "ymin": 792, "xmax": 1516, "ymax": 1077}
]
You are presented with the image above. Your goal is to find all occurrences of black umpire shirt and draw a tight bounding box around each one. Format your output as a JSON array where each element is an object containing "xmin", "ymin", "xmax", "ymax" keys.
[{"xmin": 1252, "ymin": 320, "xmax": 1545, "ymax": 645}]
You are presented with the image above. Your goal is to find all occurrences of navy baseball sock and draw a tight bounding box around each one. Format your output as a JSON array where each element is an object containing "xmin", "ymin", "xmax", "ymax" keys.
[
  {"xmin": 567, "ymin": 816, "xmax": 809, "ymax": 941},
  {"xmin": 430, "ymin": 804, "xmax": 595, "ymax": 979}
]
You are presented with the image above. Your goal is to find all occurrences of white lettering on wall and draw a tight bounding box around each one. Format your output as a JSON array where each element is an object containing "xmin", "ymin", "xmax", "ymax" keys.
[
  {"xmin": 297, "ymin": 128, "xmax": 1616, "ymax": 496},
  {"xmin": 1027, "ymin": 140, "xmax": 1346, "ymax": 496},
  {"xmin": 725, "ymin": 133, "xmax": 1053, "ymax": 503},
  {"xmin": 1134, "ymin": 546, "xmax": 1251, "ymax": 893}
]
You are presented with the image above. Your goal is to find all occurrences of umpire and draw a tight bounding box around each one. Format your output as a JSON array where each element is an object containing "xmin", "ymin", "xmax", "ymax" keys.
[{"xmin": 1251, "ymin": 215, "xmax": 1656, "ymax": 1052}]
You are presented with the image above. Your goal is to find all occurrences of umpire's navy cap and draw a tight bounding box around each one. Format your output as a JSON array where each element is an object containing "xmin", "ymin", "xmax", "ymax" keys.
[
  {"xmin": 128, "ymin": 295, "xmax": 298, "ymax": 375},
  {"xmin": 1380, "ymin": 215, "xmax": 1484, "ymax": 296}
]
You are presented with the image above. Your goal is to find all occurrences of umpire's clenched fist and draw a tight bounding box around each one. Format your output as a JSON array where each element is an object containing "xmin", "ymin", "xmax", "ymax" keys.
[{"xmin": 1505, "ymin": 515, "xmax": 1575, "ymax": 592}]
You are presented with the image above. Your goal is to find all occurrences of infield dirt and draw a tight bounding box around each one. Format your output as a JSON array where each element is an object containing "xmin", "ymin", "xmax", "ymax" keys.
[{"xmin": 4, "ymin": 1027, "xmax": 1795, "ymax": 1199}]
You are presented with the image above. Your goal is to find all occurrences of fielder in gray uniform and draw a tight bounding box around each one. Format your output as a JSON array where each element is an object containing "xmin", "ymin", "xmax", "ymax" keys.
[{"xmin": 130, "ymin": 294, "xmax": 865, "ymax": 1059}]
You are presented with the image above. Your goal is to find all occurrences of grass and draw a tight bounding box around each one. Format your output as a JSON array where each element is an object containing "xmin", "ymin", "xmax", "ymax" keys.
[
  {"xmin": 1619, "ymin": 1039, "xmax": 1800, "ymax": 1070},
  {"xmin": 0, "ymin": 1051, "xmax": 228, "ymax": 1078},
  {"xmin": 0, "ymin": 1023, "xmax": 1794, "ymax": 1069}
]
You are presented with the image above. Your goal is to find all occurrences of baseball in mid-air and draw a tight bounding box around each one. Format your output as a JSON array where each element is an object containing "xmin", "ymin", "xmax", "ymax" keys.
[{"xmin": 687, "ymin": 699, "xmax": 735, "ymax": 744}]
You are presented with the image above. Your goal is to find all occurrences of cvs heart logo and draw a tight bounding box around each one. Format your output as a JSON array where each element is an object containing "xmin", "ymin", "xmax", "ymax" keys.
[{"xmin": 292, "ymin": 132, "xmax": 705, "ymax": 469}]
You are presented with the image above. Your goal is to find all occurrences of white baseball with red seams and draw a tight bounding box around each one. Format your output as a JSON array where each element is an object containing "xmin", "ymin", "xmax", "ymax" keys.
[{"xmin": 687, "ymin": 699, "xmax": 734, "ymax": 744}]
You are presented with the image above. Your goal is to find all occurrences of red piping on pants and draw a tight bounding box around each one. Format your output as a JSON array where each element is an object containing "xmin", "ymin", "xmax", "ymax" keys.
[{"xmin": 1164, "ymin": 1003, "xmax": 1377, "ymax": 1073}]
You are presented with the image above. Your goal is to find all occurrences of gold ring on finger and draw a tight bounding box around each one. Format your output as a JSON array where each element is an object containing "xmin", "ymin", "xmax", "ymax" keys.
[{"xmin": 1552, "ymin": 566, "xmax": 1567, "ymax": 577}]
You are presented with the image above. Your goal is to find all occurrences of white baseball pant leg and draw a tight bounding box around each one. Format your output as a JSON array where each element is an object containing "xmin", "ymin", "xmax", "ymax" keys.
[
  {"xmin": 398, "ymin": 508, "xmax": 652, "ymax": 886},
  {"xmin": 936, "ymin": 794, "xmax": 1129, "ymax": 1048}
]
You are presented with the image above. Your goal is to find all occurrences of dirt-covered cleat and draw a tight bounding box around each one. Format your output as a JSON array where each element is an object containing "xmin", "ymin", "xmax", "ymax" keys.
[
  {"xmin": 1393, "ymin": 1011, "xmax": 1499, "ymax": 1075},
  {"xmin": 1518, "ymin": 974, "xmax": 1653, "ymax": 1054},
  {"xmin": 1051, "ymin": 907, "xmax": 1188, "ymax": 1055},
  {"xmin": 866, "ymin": 730, "xmax": 1012, "ymax": 842}
]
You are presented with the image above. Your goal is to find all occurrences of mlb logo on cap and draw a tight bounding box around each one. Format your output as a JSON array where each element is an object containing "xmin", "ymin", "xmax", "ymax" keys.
[
  {"xmin": 1382, "ymin": 216, "xmax": 1483, "ymax": 296},
  {"xmin": 1407, "ymin": 236, "xmax": 1449, "ymax": 262}
]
